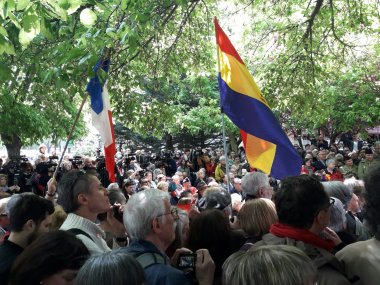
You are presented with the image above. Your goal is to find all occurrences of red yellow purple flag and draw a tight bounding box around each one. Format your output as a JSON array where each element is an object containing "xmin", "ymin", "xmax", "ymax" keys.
[{"xmin": 214, "ymin": 18, "xmax": 302, "ymax": 179}]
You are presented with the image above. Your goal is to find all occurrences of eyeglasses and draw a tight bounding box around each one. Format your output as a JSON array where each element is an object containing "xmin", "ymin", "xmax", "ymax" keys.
[{"xmin": 157, "ymin": 207, "xmax": 179, "ymax": 220}]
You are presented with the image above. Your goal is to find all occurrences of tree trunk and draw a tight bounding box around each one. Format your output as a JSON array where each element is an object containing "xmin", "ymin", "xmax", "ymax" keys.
[
  {"xmin": 164, "ymin": 133, "xmax": 173, "ymax": 151},
  {"xmin": 200, "ymin": 131, "xmax": 205, "ymax": 149},
  {"xmin": 3, "ymin": 133, "xmax": 22, "ymax": 158},
  {"xmin": 330, "ymin": 131, "xmax": 342, "ymax": 146},
  {"xmin": 227, "ymin": 131, "xmax": 238, "ymax": 153}
]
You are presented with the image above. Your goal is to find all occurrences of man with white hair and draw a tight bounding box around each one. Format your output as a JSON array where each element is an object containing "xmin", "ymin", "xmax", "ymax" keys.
[
  {"xmin": 241, "ymin": 172, "xmax": 273, "ymax": 201},
  {"xmin": 120, "ymin": 189, "xmax": 215, "ymax": 285}
]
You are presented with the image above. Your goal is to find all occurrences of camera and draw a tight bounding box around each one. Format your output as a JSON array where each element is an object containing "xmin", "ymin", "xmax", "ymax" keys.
[
  {"xmin": 69, "ymin": 156, "xmax": 83, "ymax": 167},
  {"xmin": 177, "ymin": 253, "xmax": 197, "ymax": 271}
]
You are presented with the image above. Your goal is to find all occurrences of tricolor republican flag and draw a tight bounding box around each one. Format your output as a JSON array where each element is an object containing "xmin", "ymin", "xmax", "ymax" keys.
[
  {"xmin": 86, "ymin": 59, "xmax": 116, "ymax": 182},
  {"xmin": 215, "ymin": 18, "xmax": 302, "ymax": 179}
]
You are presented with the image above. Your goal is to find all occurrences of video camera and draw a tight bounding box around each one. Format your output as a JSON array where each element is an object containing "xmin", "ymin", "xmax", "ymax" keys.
[
  {"xmin": 5, "ymin": 155, "xmax": 29, "ymax": 174},
  {"xmin": 69, "ymin": 156, "xmax": 83, "ymax": 167},
  {"xmin": 47, "ymin": 155, "xmax": 58, "ymax": 169}
]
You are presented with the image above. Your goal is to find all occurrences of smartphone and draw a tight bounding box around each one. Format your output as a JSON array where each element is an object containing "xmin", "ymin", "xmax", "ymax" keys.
[
  {"xmin": 177, "ymin": 253, "xmax": 197, "ymax": 270},
  {"xmin": 13, "ymin": 173, "xmax": 20, "ymax": 186}
]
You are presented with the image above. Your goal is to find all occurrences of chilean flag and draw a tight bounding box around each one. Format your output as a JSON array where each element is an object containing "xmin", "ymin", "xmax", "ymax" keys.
[{"xmin": 86, "ymin": 59, "xmax": 116, "ymax": 182}]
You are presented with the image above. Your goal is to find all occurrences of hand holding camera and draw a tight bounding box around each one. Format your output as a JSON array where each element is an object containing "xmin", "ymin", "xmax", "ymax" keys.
[
  {"xmin": 173, "ymin": 248, "xmax": 215, "ymax": 285},
  {"xmin": 195, "ymin": 249, "xmax": 215, "ymax": 285}
]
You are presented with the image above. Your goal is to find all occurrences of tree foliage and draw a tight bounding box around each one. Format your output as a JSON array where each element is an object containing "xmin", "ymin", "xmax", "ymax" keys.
[
  {"xmin": 227, "ymin": 0, "xmax": 380, "ymax": 138},
  {"xmin": 0, "ymin": 0, "xmax": 379, "ymax": 157},
  {"xmin": 0, "ymin": 0, "xmax": 219, "ymax": 155}
]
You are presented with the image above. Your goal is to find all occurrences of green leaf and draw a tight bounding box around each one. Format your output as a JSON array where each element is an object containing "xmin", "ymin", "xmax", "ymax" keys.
[
  {"xmin": 19, "ymin": 28, "xmax": 34, "ymax": 46},
  {"xmin": 0, "ymin": 26, "xmax": 7, "ymax": 36},
  {"xmin": 175, "ymin": 0, "xmax": 187, "ymax": 5},
  {"xmin": 40, "ymin": 17, "xmax": 54, "ymax": 40},
  {"xmin": 0, "ymin": 63, "xmax": 12, "ymax": 82},
  {"xmin": 48, "ymin": 1, "xmax": 68, "ymax": 20},
  {"xmin": 80, "ymin": 8, "xmax": 97, "ymax": 27},
  {"xmin": 6, "ymin": 0, "xmax": 15, "ymax": 13},
  {"xmin": 19, "ymin": 9, "xmax": 40, "ymax": 46},
  {"xmin": 7, "ymin": 11, "xmax": 21, "ymax": 28},
  {"xmin": 97, "ymin": 68, "xmax": 107, "ymax": 85},
  {"xmin": 0, "ymin": 34, "xmax": 15, "ymax": 55},
  {"xmin": 59, "ymin": 0, "xmax": 70, "ymax": 10},
  {"xmin": 16, "ymin": 0, "xmax": 30, "ymax": 11},
  {"xmin": 78, "ymin": 53, "xmax": 92, "ymax": 65},
  {"xmin": 63, "ymin": 47, "xmax": 86, "ymax": 63},
  {"xmin": 2, "ymin": 1, "xmax": 8, "ymax": 19},
  {"xmin": 138, "ymin": 13, "xmax": 150, "ymax": 23},
  {"xmin": 67, "ymin": 0, "xmax": 82, "ymax": 15},
  {"xmin": 121, "ymin": 0, "xmax": 128, "ymax": 10}
]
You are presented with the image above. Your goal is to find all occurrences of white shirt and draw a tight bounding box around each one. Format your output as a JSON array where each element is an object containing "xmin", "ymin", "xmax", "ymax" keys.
[{"xmin": 60, "ymin": 213, "xmax": 111, "ymax": 255}]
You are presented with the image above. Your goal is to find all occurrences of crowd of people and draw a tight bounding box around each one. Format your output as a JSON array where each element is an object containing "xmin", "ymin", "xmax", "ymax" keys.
[{"xmin": 0, "ymin": 133, "xmax": 379, "ymax": 285}]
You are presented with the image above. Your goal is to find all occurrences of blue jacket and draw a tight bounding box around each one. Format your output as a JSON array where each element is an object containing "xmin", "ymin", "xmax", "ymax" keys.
[{"xmin": 117, "ymin": 240, "xmax": 192, "ymax": 285}]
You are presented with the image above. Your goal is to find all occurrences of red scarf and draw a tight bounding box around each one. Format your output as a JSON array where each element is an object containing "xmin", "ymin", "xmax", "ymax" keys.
[{"xmin": 270, "ymin": 223, "xmax": 335, "ymax": 252}]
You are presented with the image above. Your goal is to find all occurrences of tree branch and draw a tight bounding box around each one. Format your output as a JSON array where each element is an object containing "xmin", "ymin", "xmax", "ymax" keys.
[
  {"xmin": 303, "ymin": 0, "xmax": 324, "ymax": 41},
  {"xmin": 163, "ymin": 1, "xmax": 199, "ymax": 62},
  {"xmin": 329, "ymin": 0, "xmax": 355, "ymax": 48},
  {"xmin": 111, "ymin": 4, "xmax": 178, "ymax": 74}
]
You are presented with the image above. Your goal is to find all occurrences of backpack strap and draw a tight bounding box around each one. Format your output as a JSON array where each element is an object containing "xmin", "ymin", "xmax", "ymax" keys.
[
  {"xmin": 66, "ymin": 228, "xmax": 94, "ymax": 242},
  {"xmin": 132, "ymin": 251, "xmax": 169, "ymax": 269}
]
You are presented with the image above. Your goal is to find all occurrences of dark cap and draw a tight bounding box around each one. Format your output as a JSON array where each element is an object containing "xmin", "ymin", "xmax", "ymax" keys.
[
  {"xmin": 197, "ymin": 189, "xmax": 231, "ymax": 212},
  {"xmin": 365, "ymin": 148, "xmax": 373, "ymax": 155}
]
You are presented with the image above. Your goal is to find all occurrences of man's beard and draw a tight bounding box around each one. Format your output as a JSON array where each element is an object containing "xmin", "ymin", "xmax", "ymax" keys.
[{"xmin": 26, "ymin": 227, "xmax": 40, "ymax": 245}]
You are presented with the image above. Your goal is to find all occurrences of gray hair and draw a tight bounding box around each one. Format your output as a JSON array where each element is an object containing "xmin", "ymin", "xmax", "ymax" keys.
[
  {"xmin": 108, "ymin": 189, "xmax": 127, "ymax": 205},
  {"xmin": 329, "ymin": 197, "xmax": 347, "ymax": 232},
  {"xmin": 107, "ymin": 183, "xmax": 120, "ymax": 191},
  {"xmin": 335, "ymin": 153, "xmax": 344, "ymax": 161},
  {"xmin": 344, "ymin": 177, "xmax": 364, "ymax": 192},
  {"xmin": 322, "ymin": 181, "xmax": 352, "ymax": 209},
  {"xmin": 123, "ymin": 189, "xmax": 170, "ymax": 240},
  {"xmin": 241, "ymin": 172, "xmax": 269, "ymax": 197},
  {"xmin": 75, "ymin": 251, "xmax": 145, "ymax": 285},
  {"xmin": 222, "ymin": 245, "xmax": 317, "ymax": 285}
]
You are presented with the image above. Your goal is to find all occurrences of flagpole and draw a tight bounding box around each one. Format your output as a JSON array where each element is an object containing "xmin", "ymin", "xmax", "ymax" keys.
[
  {"xmin": 52, "ymin": 93, "xmax": 89, "ymax": 180},
  {"xmin": 52, "ymin": 48, "xmax": 111, "ymax": 182},
  {"xmin": 215, "ymin": 17, "xmax": 230, "ymax": 191},
  {"xmin": 221, "ymin": 113, "xmax": 230, "ymax": 189}
]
